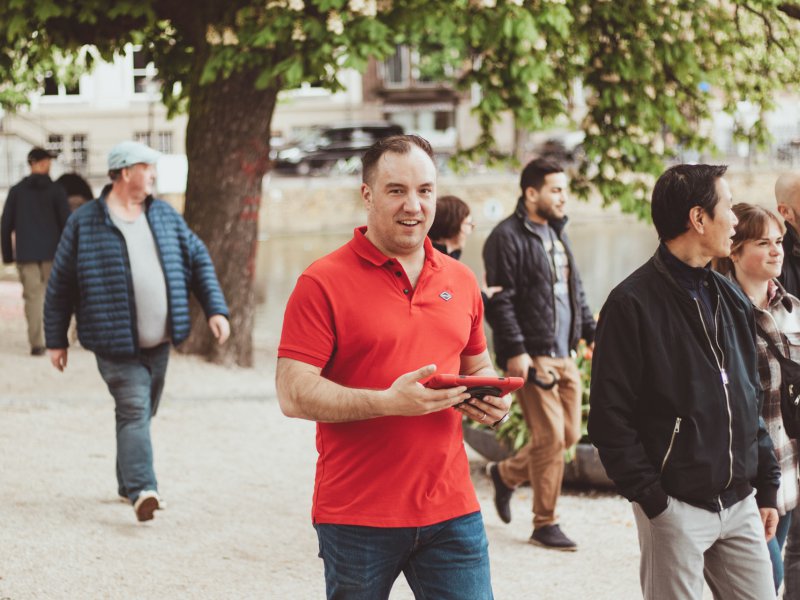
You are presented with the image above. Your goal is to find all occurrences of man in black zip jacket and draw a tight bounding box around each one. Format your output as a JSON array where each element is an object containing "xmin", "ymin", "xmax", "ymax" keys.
[
  {"xmin": 588, "ymin": 164, "xmax": 780, "ymax": 599},
  {"xmin": 482, "ymin": 158, "xmax": 595, "ymax": 551}
]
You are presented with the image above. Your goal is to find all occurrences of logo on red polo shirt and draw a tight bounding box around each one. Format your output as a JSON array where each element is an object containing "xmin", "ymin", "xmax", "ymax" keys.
[{"xmin": 439, "ymin": 291, "xmax": 453, "ymax": 301}]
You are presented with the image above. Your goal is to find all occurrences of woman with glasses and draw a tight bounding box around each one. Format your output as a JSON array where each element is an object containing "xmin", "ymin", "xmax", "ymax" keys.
[{"xmin": 428, "ymin": 195, "xmax": 475, "ymax": 260}]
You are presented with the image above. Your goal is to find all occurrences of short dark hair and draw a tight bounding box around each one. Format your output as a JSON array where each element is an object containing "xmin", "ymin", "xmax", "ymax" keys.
[
  {"xmin": 361, "ymin": 134, "xmax": 434, "ymax": 185},
  {"xmin": 108, "ymin": 169, "xmax": 123, "ymax": 182},
  {"xmin": 428, "ymin": 195, "xmax": 471, "ymax": 241},
  {"xmin": 520, "ymin": 157, "xmax": 564, "ymax": 193},
  {"xmin": 651, "ymin": 164, "xmax": 728, "ymax": 241}
]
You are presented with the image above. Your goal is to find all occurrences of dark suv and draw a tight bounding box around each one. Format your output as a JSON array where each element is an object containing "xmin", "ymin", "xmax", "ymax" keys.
[{"xmin": 272, "ymin": 122, "xmax": 403, "ymax": 176}]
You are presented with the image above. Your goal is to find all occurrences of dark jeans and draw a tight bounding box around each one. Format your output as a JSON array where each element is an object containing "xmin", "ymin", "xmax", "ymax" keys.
[
  {"xmin": 96, "ymin": 343, "xmax": 170, "ymax": 502},
  {"xmin": 767, "ymin": 512, "xmax": 792, "ymax": 592},
  {"xmin": 314, "ymin": 511, "xmax": 492, "ymax": 600},
  {"xmin": 785, "ymin": 504, "xmax": 800, "ymax": 599}
]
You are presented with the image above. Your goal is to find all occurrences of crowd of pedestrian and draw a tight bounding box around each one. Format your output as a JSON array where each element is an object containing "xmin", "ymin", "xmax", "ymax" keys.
[{"xmin": 5, "ymin": 132, "xmax": 800, "ymax": 599}]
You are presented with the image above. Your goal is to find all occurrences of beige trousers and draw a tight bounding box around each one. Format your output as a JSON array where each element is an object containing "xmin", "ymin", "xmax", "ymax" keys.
[
  {"xmin": 17, "ymin": 261, "xmax": 52, "ymax": 350},
  {"xmin": 498, "ymin": 355, "xmax": 582, "ymax": 528}
]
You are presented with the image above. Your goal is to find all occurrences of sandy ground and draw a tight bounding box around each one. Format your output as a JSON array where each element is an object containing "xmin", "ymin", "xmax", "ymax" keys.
[{"xmin": 0, "ymin": 279, "xmax": 711, "ymax": 600}]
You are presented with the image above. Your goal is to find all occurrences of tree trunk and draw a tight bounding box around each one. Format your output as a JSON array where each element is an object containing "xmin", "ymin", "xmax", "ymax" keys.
[{"xmin": 178, "ymin": 70, "xmax": 278, "ymax": 367}]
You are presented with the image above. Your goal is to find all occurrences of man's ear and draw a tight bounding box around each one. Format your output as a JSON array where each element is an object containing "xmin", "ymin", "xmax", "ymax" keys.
[
  {"xmin": 777, "ymin": 203, "xmax": 793, "ymax": 224},
  {"xmin": 688, "ymin": 206, "xmax": 705, "ymax": 234},
  {"xmin": 361, "ymin": 182, "xmax": 372, "ymax": 209},
  {"xmin": 524, "ymin": 186, "xmax": 538, "ymax": 206}
]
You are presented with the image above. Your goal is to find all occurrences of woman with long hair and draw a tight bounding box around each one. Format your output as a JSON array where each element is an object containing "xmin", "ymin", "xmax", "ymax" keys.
[{"xmin": 716, "ymin": 202, "xmax": 800, "ymax": 593}]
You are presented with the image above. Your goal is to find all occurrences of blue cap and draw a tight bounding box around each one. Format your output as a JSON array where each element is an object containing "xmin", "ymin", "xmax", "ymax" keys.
[{"xmin": 108, "ymin": 141, "xmax": 161, "ymax": 170}]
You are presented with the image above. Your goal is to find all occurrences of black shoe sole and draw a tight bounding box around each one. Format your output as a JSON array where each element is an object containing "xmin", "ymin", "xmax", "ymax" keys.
[{"xmin": 528, "ymin": 538, "xmax": 578, "ymax": 552}]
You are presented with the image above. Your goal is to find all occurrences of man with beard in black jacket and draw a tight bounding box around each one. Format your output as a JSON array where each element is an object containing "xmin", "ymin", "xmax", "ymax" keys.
[
  {"xmin": 482, "ymin": 158, "xmax": 595, "ymax": 551},
  {"xmin": 588, "ymin": 164, "xmax": 780, "ymax": 599},
  {"xmin": 1, "ymin": 147, "xmax": 70, "ymax": 355}
]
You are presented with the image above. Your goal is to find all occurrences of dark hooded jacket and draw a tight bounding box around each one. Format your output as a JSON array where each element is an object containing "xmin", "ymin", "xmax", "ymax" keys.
[{"xmin": 1, "ymin": 174, "xmax": 70, "ymax": 263}]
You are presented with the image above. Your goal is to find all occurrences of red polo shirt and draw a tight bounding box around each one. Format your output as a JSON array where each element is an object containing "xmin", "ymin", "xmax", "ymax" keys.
[{"xmin": 278, "ymin": 227, "xmax": 487, "ymax": 527}]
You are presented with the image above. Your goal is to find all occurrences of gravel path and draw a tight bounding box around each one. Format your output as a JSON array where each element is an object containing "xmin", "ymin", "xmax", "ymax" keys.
[{"xmin": 0, "ymin": 281, "xmax": 705, "ymax": 599}]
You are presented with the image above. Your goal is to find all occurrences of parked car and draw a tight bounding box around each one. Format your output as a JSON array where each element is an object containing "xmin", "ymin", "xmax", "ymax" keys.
[{"xmin": 272, "ymin": 122, "xmax": 404, "ymax": 176}]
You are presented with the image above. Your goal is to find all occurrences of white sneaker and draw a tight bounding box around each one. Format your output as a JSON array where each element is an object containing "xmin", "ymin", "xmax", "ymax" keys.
[{"xmin": 133, "ymin": 490, "xmax": 160, "ymax": 522}]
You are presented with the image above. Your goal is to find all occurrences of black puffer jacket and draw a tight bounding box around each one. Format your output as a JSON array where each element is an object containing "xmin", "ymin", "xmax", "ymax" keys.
[
  {"xmin": 482, "ymin": 199, "xmax": 595, "ymax": 369},
  {"xmin": 588, "ymin": 250, "xmax": 779, "ymax": 517},
  {"xmin": 779, "ymin": 223, "xmax": 800, "ymax": 297}
]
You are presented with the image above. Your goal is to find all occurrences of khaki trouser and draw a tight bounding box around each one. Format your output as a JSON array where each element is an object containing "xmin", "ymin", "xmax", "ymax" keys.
[
  {"xmin": 17, "ymin": 261, "xmax": 52, "ymax": 350},
  {"xmin": 498, "ymin": 355, "xmax": 582, "ymax": 529},
  {"xmin": 632, "ymin": 494, "xmax": 775, "ymax": 600}
]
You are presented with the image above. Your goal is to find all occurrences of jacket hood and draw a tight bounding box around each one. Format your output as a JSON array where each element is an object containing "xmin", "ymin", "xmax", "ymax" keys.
[{"xmin": 24, "ymin": 173, "xmax": 53, "ymax": 190}]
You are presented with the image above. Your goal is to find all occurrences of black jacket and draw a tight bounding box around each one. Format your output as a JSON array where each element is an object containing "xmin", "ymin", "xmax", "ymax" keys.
[
  {"xmin": 587, "ymin": 250, "xmax": 779, "ymax": 518},
  {"xmin": 779, "ymin": 223, "xmax": 800, "ymax": 297},
  {"xmin": 1, "ymin": 174, "xmax": 70, "ymax": 263},
  {"xmin": 482, "ymin": 199, "xmax": 595, "ymax": 369}
]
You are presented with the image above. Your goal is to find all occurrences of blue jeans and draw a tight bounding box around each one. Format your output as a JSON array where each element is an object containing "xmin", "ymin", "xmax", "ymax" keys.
[
  {"xmin": 768, "ymin": 512, "xmax": 792, "ymax": 592},
  {"xmin": 96, "ymin": 344, "xmax": 170, "ymax": 502},
  {"xmin": 314, "ymin": 511, "xmax": 493, "ymax": 600}
]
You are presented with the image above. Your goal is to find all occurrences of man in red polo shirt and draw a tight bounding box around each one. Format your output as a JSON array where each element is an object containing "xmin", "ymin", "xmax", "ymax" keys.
[{"xmin": 276, "ymin": 134, "xmax": 510, "ymax": 599}]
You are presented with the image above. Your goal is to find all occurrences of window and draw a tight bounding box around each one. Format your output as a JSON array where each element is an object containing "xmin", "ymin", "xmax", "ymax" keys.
[
  {"xmin": 134, "ymin": 131, "xmax": 173, "ymax": 154},
  {"xmin": 132, "ymin": 47, "xmax": 159, "ymax": 95},
  {"xmin": 156, "ymin": 131, "xmax": 173, "ymax": 154},
  {"xmin": 71, "ymin": 134, "xmax": 88, "ymax": 169},
  {"xmin": 383, "ymin": 46, "xmax": 410, "ymax": 87},
  {"xmin": 381, "ymin": 45, "xmax": 451, "ymax": 89},
  {"xmin": 46, "ymin": 135, "xmax": 64, "ymax": 157},
  {"xmin": 41, "ymin": 73, "xmax": 80, "ymax": 97}
]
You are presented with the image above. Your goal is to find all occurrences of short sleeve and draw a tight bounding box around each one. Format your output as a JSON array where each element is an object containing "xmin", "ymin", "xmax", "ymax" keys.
[{"xmin": 278, "ymin": 274, "xmax": 336, "ymax": 368}]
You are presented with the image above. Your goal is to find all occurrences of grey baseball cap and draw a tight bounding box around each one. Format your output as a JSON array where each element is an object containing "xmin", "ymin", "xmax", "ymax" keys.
[{"xmin": 108, "ymin": 141, "xmax": 161, "ymax": 170}]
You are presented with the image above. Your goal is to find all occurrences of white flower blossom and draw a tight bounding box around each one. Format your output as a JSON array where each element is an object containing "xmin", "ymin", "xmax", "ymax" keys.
[
  {"xmin": 292, "ymin": 23, "xmax": 306, "ymax": 41},
  {"xmin": 588, "ymin": 123, "xmax": 600, "ymax": 136},
  {"xmin": 602, "ymin": 164, "xmax": 616, "ymax": 180},
  {"xmin": 509, "ymin": 0, "xmax": 524, "ymax": 5},
  {"xmin": 533, "ymin": 37, "xmax": 547, "ymax": 51},
  {"xmin": 607, "ymin": 147, "xmax": 621, "ymax": 159},
  {"xmin": 288, "ymin": 0, "xmax": 304, "ymax": 10},
  {"xmin": 222, "ymin": 28, "xmax": 239, "ymax": 45},
  {"xmin": 480, "ymin": 0, "xmax": 497, "ymax": 7},
  {"xmin": 206, "ymin": 26, "xmax": 222, "ymax": 45},
  {"xmin": 327, "ymin": 11, "xmax": 344, "ymax": 35},
  {"xmin": 349, "ymin": 0, "xmax": 366, "ymax": 12}
]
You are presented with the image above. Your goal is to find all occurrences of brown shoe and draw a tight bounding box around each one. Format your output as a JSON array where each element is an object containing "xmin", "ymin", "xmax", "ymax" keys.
[{"xmin": 133, "ymin": 490, "xmax": 160, "ymax": 522}]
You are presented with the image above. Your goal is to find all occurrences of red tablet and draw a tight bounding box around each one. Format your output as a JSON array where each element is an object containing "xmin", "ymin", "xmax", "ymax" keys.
[{"xmin": 425, "ymin": 374, "xmax": 524, "ymax": 399}]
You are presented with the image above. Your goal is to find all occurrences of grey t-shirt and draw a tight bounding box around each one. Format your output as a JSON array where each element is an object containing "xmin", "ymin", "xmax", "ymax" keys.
[
  {"xmin": 530, "ymin": 221, "xmax": 571, "ymax": 358},
  {"xmin": 109, "ymin": 210, "xmax": 169, "ymax": 348}
]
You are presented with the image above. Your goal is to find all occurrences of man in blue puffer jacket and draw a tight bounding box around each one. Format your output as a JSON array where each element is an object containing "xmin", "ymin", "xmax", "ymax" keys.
[{"xmin": 44, "ymin": 141, "xmax": 230, "ymax": 522}]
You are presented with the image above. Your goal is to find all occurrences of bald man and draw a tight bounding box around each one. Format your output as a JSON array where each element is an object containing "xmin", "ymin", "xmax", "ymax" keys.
[
  {"xmin": 774, "ymin": 172, "xmax": 800, "ymax": 597},
  {"xmin": 776, "ymin": 172, "xmax": 800, "ymax": 295}
]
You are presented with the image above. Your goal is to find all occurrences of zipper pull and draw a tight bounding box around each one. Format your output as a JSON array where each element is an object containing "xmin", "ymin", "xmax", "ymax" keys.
[
  {"xmin": 720, "ymin": 369, "xmax": 729, "ymax": 385},
  {"xmin": 674, "ymin": 417, "xmax": 681, "ymax": 433}
]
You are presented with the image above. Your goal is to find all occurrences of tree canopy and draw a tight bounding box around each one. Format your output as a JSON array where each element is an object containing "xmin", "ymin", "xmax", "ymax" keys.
[{"xmin": 3, "ymin": 0, "xmax": 799, "ymax": 363}]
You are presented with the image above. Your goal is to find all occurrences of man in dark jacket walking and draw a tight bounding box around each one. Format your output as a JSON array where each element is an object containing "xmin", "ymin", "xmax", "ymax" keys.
[
  {"xmin": 44, "ymin": 141, "xmax": 230, "ymax": 523},
  {"xmin": 588, "ymin": 164, "xmax": 779, "ymax": 599},
  {"xmin": 1, "ymin": 147, "xmax": 70, "ymax": 355},
  {"xmin": 482, "ymin": 158, "xmax": 595, "ymax": 551}
]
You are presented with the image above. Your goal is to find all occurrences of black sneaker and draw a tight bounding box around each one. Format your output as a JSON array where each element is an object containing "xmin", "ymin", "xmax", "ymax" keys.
[
  {"xmin": 529, "ymin": 524, "xmax": 578, "ymax": 551},
  {"xmin": 485, "ymin": 462, "xmax": 513, "ymax": 524}
]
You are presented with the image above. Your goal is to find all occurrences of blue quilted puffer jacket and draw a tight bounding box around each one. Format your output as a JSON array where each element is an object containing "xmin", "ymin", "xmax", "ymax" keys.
[{"xmin": 45, "ymin": 191, "xmax": 229, "ymax": 358}]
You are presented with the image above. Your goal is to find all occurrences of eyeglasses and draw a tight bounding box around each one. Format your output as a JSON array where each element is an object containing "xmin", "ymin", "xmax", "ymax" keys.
[{"xmin": 461, "ymin": 220, "xmax": 476, "ymax": 232}]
